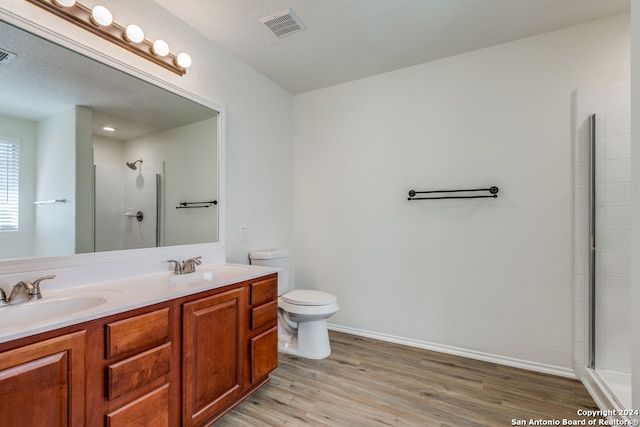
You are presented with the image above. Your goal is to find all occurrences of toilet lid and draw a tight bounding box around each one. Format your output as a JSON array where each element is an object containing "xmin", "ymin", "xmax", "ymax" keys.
[{"xmin": 281, "ymin": 290, "xmax": 337, "ymax": 306}]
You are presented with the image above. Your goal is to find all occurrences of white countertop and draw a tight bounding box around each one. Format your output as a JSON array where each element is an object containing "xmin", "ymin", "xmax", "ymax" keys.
[{"xmin": 0, "ymin": 263, "xmax": 278, "ymax": 344}]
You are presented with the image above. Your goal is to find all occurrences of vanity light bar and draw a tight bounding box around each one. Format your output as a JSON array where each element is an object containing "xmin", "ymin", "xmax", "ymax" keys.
[{"xmin": 27, "ymin": 0, "xmax": 191, "ymax": 76}]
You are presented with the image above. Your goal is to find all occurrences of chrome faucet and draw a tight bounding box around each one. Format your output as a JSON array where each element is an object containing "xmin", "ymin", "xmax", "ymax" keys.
[
  {"xmin": 167, "ymin": 259, "xmax": 183, "ymax": 275},
  {"xmin": 0, "ymin": 275, "xmax": 55, "ymax": 306},
  {"xmin": 183, "ymin": 257, "xmax": 202, "ymax": 274},
  {"xmin": 167, "ymin": 257, "xmax": 202, "ymax": 275}
]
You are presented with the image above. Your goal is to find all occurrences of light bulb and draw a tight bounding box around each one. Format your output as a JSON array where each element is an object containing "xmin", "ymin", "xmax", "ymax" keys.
[
  {"xmin": 152, "ymin": 40, "xmax": 170, "ymax": 57},
  {"xmin": 91, "ymin": 5, "xmax": 113, "ymax": 26},
  {"xmin": 175, "ymin": 53, "xmax": 192, "ymax": 69},
  {"xmin": 124, "ymin": 25, "xmax": 145, "ymax": 43},
  {"xmin": 53, "ymin": 0, "xmax": 76, "ymax": 6}
]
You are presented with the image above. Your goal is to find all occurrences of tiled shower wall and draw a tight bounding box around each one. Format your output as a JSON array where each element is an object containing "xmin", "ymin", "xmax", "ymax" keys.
[
  {"xmin": 94, "ymin": 162, "xmax": 163, "ymax": 251},
  {"xmin": 574, "ymin": 81, "xmax": 631, "ymax": 385}
]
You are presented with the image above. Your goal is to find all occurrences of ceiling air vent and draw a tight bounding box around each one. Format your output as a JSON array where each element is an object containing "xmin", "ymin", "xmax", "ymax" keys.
[
  {"xmin": 260, "ymin": 9, "xmax": 306, "ymax": 38},
  {"xmin": 0, "ymin": 48, "xmax": 17, "ymax": 65}
]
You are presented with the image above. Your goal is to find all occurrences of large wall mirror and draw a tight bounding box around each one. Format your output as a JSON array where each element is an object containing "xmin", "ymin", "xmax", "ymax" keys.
[{"xmin": 0, "ymin": 17, "xmax": 223, "ymax": 270}]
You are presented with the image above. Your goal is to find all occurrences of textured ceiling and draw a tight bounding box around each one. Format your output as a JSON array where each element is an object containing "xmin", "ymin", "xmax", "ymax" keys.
[{"xmin": 153, "ymin": 0, "xmax": 630, "ymax": 94}]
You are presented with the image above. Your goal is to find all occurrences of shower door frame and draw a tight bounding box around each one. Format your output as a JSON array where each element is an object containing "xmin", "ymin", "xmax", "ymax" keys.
[{"xmin": 588, "ymin": 113, "xmax": 596, "ymax": 369}]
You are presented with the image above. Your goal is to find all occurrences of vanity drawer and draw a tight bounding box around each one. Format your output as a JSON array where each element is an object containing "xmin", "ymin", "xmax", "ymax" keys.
[
  {"xmin": 107, "ymin": 343, "xmax": 172, "ymax": 400},
  {"xmin": 250, "ymin": 276, "xmax": 277, "ymax": 306},
  {"xmin": 251, "ymin": 300, "xmax": 277, "ymax": 330},
  {"xmin": 106, "ymin": 308, "xmax": 170, "ymax": 358},
  {"xmin": 106, "ymin": 383, "xmax": 170, "ymax": 427}
]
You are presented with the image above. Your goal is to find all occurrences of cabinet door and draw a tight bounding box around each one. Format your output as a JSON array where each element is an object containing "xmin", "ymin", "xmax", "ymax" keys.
[
  {"xmin": 0, "ymin": 331, "xmax": 85, "ymax": 427},
  {"xmin": 183, "ymin": 287, "xmax": 245, "ymax": 427},
  {"xmin": 250, "ymin": 326, "xmax": 278, "ymax": 383}
]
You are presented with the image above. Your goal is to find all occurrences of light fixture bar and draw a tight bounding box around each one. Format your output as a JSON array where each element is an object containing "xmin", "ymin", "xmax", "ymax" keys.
[{"xmin": 27, "ymin": 0, "xmax": 189, "ymax": 76}]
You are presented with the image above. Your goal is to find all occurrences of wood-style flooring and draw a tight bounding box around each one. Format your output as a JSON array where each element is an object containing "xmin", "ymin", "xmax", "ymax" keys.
[{"xmin": 215, "ymin": 331, "xmax": 601, "ymax": 426}]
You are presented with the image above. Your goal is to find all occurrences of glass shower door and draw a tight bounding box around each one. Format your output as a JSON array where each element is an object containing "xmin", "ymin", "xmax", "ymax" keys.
[{"xmin": 574, "ymin": 82, "xmax": 631, "ymax": 409}]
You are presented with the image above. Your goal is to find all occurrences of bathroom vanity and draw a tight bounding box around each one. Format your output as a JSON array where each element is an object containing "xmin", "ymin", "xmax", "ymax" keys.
[{"xmin": 0, "ymin": 266, "xmax": 278, "ymax": 427}]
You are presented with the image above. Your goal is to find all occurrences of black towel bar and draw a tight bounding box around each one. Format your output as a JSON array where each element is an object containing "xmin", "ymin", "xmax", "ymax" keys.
[
  {"xmin": 408, "ymin": 186, "xmax": 498, "ymax": 200},
  {"xmin": 176, "ymin": 200, "xmax": 218, "ymax": 209}
]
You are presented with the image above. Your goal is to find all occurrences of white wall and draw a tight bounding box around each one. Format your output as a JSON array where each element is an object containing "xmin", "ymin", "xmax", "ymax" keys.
[
  {"xmin": 33, "ymin": 107, "xmax": 76, "ymax": 256},
  {"xmin": 93, "ymin": 138, "xmax": 125, "ymax": 251},
  {"xmin": 294, "ymin": 14, "xmax": 630, "ymax": 371},
  {"xmin": 94, "ymin": 164, "xmax": 125, "ymax": 252},
  {"xmin": 94, "ymin": 136, "xmax": 124, "ymax": 166}
]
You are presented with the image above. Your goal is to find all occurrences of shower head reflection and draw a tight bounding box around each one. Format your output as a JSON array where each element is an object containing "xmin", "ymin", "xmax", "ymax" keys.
[{"xmin": 126, "ymin": 159, "xmax": 143, "ymax": 170}]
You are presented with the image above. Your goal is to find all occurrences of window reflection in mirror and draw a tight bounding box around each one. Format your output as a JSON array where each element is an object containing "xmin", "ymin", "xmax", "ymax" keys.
[{"xmin": 0, "ymin": 19, "xmax": 219, "ymax": 261}]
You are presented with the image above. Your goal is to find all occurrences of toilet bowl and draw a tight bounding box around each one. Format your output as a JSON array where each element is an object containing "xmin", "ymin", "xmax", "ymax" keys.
[
  {"xmin": 278, "ymin": 289, "xmax": 339, "ymax": 359},
  {"xmin": 249, "ymin": 249, "xmax": 339, "ymax": 359}
]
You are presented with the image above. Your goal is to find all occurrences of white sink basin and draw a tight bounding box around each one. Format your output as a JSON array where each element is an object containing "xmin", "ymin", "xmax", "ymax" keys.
[
  {"xmin": 169, "ymin": 266, "xmax": 249, "ymax": 286},
  {"xmin": 0, "ymin": 296, "xmax": 108, "ymax": 324}
]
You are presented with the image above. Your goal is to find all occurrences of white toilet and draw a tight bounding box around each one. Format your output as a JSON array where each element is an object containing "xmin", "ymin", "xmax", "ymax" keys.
[{"xmin": 249, "ymin": 249, "xmax": 339, "ymax": 359}]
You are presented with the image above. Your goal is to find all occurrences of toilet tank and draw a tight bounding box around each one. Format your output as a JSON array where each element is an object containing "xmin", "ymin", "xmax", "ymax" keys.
[{"xmin": 249, "ymin": 249, "xmax": 291, "ymax": 295}]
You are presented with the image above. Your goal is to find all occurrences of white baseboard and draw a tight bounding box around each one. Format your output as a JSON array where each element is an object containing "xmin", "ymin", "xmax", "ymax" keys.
[{"xmin": 327, "ymin": 323, "xmax": 577, "ymax": 379}]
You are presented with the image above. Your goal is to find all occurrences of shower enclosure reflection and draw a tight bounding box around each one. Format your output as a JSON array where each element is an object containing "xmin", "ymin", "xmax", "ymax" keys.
[
  {"xmin": 94, "ymin": 159, "xmax": 162, "ymax": 252},
  {"xmin": 92, "ymin": 116, "xmax": 218, "ymax": 252}
]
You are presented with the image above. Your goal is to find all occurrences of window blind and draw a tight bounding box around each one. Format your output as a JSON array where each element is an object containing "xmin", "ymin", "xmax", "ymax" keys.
[{"xmin": 0, "ymin": 138, "xmax": 19, "ymax": 231}]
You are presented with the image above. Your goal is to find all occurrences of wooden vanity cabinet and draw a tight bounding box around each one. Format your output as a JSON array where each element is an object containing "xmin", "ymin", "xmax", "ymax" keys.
[
  {"xmin": 0, "ymin": 331, "xmax": 86, "ymax": 427},
  {"xmin": 0, "ymin": 272, "xmax": 278, "ymax": 427}
]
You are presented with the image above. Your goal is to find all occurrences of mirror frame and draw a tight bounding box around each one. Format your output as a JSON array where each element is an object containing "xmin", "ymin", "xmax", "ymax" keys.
[{"xmin": 0, "ymin": 9, "xmax": 225, "ymax": 274}]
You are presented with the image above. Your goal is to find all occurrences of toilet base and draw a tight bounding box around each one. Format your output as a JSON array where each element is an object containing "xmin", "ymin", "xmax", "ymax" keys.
[{"xmin": 278, "ymin": 318, "xmax": 331, "ymax": 360}]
